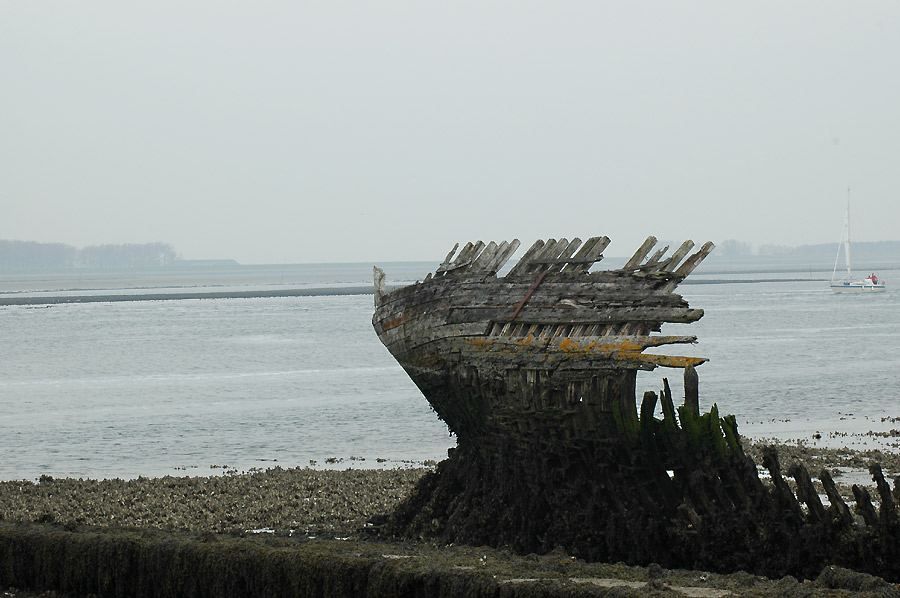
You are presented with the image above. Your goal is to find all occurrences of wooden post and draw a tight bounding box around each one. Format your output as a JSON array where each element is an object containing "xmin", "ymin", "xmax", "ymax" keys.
[
  {"xmin": 789, "ymin": 462, "xmax": 826, "ymax": 523},
  {"xmin": 853, "ymin": 485, "xmax": 879, "ymax": 527},
  {"xmin": 684, "ymin": 365, "xmax": 699, "ymax": 416},
  {"xmin": 820, "ymin": 469, "xmax": 854, "ymax": 527},
  {"xmin": 871, "ymin": 463, "xmax": 898, "ymax": 525}
]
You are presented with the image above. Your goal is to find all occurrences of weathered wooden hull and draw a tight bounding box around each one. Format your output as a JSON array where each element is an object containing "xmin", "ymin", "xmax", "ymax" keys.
[
  {"xmin": 372, "ymin": 236, "xmax": 900, "ymax": 580},
  {"xmin": 373, "ymin": 236, "xmax": 712, "ymax": 441}
]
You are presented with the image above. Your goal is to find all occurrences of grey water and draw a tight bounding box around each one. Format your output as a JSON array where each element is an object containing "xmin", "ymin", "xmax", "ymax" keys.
[
  {"xmin": 641, "ymin": 269, "xmax": 900, "ymax": 449},
  {"xmin": 1, "ymin": 263, "xmax": 899, "ymax": 481}
]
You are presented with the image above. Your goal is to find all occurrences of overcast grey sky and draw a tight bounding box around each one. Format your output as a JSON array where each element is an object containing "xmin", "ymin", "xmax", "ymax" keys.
[{"xmin": 2, "ymin": 2, "xmax": 899, "ymax": 264}]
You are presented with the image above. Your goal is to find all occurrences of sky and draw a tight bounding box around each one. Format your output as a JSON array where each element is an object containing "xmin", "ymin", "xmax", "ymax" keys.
[{"xmin": 2, "ymin": 2, "xmax": 900, "ymax": 264}]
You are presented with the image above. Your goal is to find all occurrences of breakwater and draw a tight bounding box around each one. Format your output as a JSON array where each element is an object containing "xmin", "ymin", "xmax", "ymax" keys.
[
  {"xmin": 4, "ymin": 523, "xmax": 897, "ymax": 598},
  {"xmin": 0, "ymin": 286, "xmax": 380, "ymax": 306},
  {"xmin": 0, "ymin": 523, "xmax": 503, "ymax": 598}
]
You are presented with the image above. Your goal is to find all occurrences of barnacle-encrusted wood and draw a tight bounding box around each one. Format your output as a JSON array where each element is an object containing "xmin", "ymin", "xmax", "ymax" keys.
[{"xmin": 373, "ymin": 236, "xmax": 713, "ymax": 442}]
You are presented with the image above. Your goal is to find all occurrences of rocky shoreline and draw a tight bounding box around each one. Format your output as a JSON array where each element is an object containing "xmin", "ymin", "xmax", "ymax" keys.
[{"xmin": 2, "ymin": 442, "xmax": 900, "ymax": 597}]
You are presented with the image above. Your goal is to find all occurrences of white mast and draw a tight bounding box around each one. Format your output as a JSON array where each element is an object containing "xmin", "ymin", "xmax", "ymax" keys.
[
  {"xmin": 831, "ymin": 188, "xmax": 853, "ymax": 284},
  {"xmin": 844, "ymin": 188, "xmax": 852, "ymax": 280}
]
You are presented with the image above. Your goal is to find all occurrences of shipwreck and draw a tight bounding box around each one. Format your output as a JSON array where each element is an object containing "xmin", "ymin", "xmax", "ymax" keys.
[{"xmin": 373, "ymin": 236, "xmax": 900, "ymax": 581}]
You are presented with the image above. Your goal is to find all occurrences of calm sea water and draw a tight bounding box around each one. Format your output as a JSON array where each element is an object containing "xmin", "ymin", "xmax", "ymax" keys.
[{"xmin": 2, "ymin": 263, "xmax": 899, "ymax": 481}]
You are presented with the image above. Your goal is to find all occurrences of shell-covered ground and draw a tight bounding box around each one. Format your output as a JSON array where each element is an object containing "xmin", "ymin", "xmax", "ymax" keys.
[
  {"xmin": 2, "ymin": 442, "xmax": 900, "ymax": 598},
  {"xmin": 0, "ymin": 467, "xmax": 423, "ymax": 539}
]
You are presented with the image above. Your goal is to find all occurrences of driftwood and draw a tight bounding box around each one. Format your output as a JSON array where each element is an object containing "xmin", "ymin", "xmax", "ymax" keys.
[{"xmin": 372, "ymin": 236, "xmax": 900, "ymax": 581}]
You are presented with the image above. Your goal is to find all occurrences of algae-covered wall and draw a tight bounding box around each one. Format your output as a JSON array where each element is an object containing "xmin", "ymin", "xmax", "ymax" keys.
[{"xmin": 3, "ymin": 523, "xmax": 598, "ymax": 598}]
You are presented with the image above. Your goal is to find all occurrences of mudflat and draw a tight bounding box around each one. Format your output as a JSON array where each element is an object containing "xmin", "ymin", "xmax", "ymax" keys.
[{"xmin": 2, "ymin": 442, "xmax": 899, "ymax": 598}]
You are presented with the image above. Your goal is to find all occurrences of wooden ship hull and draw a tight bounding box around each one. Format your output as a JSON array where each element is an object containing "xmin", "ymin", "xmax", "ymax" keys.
[
  {"xmin": 373, "ymin": 237, "xmax": 712, "ymax": 442},
  {"xmin": 373, "ymin": 236, "xmax": 713, "ymax": 444},
  {"xmin": 372, "ymin": 236, "xmax": 900, "ymax": 581}
]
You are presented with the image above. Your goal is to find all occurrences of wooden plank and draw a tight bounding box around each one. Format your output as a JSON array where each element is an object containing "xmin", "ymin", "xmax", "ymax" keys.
[
  {"xmin": 674, "ymin": 241, "xmax": 715, "ymax": 277},
  {"xmin": 435, "ymin": 241, "xmax": 488, "ymax": 276},
  {"xmin": 645, "ymin": 246, "xmax": 669, "ymax": 266},
  {"xmin": 484, "ymin": 239, "xmax": 521, "ymax": 275},
  {"xmin": 637, "ymin": 334, "xmax": 698, "ymax": 348},
  {"xmin": 506, "ymin": 239, "xmax": 545, "ymax": 277},
  {"xmin": 544, "ymin": 238, "xmax": 582, "ymax": 273},
  {"xmin": 425, "ymin": 285, "xmax": 689, "ymax": 309},
  {"xmin": 373, "ymin": 266, "xmax": 387, "ymax": 307},
  {"xmin": 387, "ymin": 287, "xmax": 676, "ymax": 336},
  {"xmin": 661, "ymin": 240, "xmax": 694, "ymax": 272},
  {"xmin": 435, "ymin": 243, "xmax": 460, "ymax": 274},
  {"xmin": 560, "ymin": 236, "xmax": 610, "ymax": 273},
  {"xmin": 373, "ymin": 277, "xmax": 689, "ymax": 319},
  {"xmin": 483, "ymin": 328, "xmax": 699, "ymax": 348},
  {"xmin": 452, "ymin": 334, "xmax": 697, "ymax": 352},
  {"xmin": 403, "ymin": 338, "xmax": 635, "ymax": 372},
  {"xmin": 623, "ymin": 236, "xmax": 658, "ymax": 269},
  {"xmin": 539, "ymin": 238, "xmax": 571, "ymax": 271},
  {"xmin": 446, "ymin": 304, "xmax": 704, "ymax": 325},
  {"xmin": 454, "ymin": 240, "xmax": 485, "ymax": 269},
  {"xmin": 579, "ymin": 236, "xmax": 611, "ymax": 271},
  {"xmin": 521, "ymin": 238, "xmax": 564, "ymax": 275},
  {"xmin": 403, "ymin": 333, "xmax": 707, "ymax": 371},
  {"xmin": 471, "ymin": 241, "xmax": 500, "ymax": 273},
  {"xmin": 392, "ymin": 267, "xmax": 673, "ymax": 300},
  {"xmin": 545, "ymin": 238, "xmax": 572, "ymax": 264},
  {"xmin": 561, "ymin": 236, "xmax": 600, "ymax": 272},
  {"xmin": 451, "ymin": 241, "xmax": 475, "ymax": 266}
]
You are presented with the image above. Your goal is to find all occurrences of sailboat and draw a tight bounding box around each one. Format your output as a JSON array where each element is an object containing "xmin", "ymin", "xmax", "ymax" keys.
[{"xmin": 830, "ymin": 189, "xmax": 885, "ymax": 292}]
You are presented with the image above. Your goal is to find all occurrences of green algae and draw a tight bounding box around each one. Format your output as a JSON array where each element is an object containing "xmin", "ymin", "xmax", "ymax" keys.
[{"xmin": 3, "ymin": 523, "xmax": 899, "ymax": 597}]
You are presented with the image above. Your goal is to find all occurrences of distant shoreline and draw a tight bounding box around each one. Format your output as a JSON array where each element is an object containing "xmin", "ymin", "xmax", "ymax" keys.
[
  {"xmin": 0, "ymin": 286, "xmax": 379, "ymax": 306},
  {"xmin": 0, "ymin": 277, "xmax": 839, "ymax": 306}
]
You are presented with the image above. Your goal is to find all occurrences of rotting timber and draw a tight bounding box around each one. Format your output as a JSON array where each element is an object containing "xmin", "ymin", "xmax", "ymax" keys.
[{"xmin": 373, "ymin": 236, "xmax": 900, "ymax": 581}]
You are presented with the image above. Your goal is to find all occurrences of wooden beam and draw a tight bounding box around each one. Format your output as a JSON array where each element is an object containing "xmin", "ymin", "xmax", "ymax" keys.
[
  {"xmin": 662, "ymin": 240, "xmax": 694, "ymax": 272},
  {"xmin": 562, "ymin": 236, "xmax": 610, "ymax": 272},
  {"xmin": 674, "ymin": 241, "xmax": 715, "ymax": 277},
  {"xmin": 545, "ymin": 238, "xmax": 583, "ymax": 273},
  {"xmin": 507, "ymin": 239, "xmax": 545, "ymax": 277},
  {"xmin": 623, "ymin": 236, "xmax": 658, "ymax": 269}
]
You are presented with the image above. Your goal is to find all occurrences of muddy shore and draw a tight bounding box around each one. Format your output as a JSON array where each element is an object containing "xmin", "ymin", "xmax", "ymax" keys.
[{"xmin": 2, "ymin": 442, "xmax": 900, "ymax": 597}]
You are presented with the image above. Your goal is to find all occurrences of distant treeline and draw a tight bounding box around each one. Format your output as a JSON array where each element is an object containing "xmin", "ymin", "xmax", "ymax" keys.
[
  {"xmin": 775, "ymin": 240, "xmax": 900, "ymax": 260},
  {"xmin": 717, "ymin": 239, "xmax": 900, "ymax": 260},
  {"xmin": 0, "ymin": 240, "xmax": 180, "ymax": 271}
]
